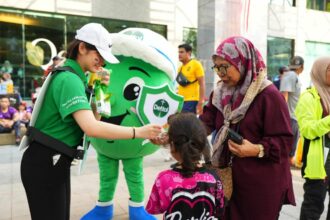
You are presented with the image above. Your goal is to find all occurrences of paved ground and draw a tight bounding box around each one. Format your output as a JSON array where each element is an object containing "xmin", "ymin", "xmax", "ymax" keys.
[{"xmin": 0, "ymin": 144, "xmax": 328, "ymax": 220}]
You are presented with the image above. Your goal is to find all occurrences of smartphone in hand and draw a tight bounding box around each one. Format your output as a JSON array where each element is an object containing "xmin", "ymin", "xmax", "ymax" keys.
[{"xmin": 227, "ymin": 128, "xmax": 243, "ymax": 145}]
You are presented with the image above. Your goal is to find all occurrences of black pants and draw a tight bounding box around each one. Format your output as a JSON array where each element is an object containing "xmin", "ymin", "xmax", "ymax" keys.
[
  {"xmin": 300, "ymin": 148, "xmax": 330, "ymax": 220},
  {"xmin": 21, "ymin": 141, "xmax": 73, "ymax": 220},
  {"xmin": 300, "ymin": 178, "xmax": 330, "ymax": 220}
]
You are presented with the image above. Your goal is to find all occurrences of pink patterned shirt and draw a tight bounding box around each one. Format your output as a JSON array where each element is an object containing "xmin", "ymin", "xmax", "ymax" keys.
[{"xmin": 146, "ymin": 167, "xmax": 224, "ymax": 219}]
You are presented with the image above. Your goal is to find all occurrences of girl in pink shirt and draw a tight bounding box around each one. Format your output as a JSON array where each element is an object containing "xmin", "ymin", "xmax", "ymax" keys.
[
  {"xmin": 18, "ymin": 102, "xmax": 31, "ymax": 128},
  {"xmin": 147, "ymin": 113, "xmax": 224, "ymax": 219}
]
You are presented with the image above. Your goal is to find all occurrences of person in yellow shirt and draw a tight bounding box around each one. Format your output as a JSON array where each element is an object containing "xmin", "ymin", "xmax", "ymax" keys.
[{"xmin": 177, "ymin": 44, "xmax": 205, "ymax": 114}]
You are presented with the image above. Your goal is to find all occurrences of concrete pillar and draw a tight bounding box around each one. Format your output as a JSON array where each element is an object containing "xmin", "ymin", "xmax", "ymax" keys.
[{"xmin": 197, "ymin": 0, "xmax": 215, "ymax": 98}]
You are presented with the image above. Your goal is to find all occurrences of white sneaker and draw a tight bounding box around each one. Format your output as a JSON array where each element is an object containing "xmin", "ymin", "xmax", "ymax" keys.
[
  {"xmin": 71, "ymin": 159, "xmax": 79, "ymax": 166},
  {"xmin": 164, "ymin": 157, "xmax": 172, "ymax": 162}
]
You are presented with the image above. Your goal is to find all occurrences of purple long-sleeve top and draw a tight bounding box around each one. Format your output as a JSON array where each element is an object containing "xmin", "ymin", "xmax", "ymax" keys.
[{"xmin": 200, "ymin": 84, "xmax": 295, "ymax": 220}]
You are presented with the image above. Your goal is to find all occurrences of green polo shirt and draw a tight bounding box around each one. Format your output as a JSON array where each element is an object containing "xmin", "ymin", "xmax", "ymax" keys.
[{"xmin": 35, "ymin": 59, "xmax": 91, "ymax": 147}]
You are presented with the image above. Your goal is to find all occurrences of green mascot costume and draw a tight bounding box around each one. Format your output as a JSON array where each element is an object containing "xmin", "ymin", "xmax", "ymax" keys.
[{"xmin": 81, "ymin": 28, "xmax": 179, "ymax": 220}]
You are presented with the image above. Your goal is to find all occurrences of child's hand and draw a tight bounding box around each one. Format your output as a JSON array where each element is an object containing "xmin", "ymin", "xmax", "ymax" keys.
[{"xmin": 150, "ymin": 132, "xmax": 169, "ymax": 145}]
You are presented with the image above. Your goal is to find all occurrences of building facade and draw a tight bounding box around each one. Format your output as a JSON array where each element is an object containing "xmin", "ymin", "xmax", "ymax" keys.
[
  {"xmin": 1, "ymin": 0, "xmax": 330, "ymax": 99},
  {"xmin": 0, "ymin": 0, "xmax": 198, "ymax": 98}
]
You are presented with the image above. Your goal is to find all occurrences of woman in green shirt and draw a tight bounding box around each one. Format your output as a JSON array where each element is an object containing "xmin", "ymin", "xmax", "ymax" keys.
[{"xmin": 20, "ymin": 23, "xmax": 161, "ymax": 220}]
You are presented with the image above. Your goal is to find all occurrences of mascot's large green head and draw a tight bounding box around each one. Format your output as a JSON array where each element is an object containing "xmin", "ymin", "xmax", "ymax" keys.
[{"xmin": 90, "ymin": 28, "xmax": 178, "ymax": 159}]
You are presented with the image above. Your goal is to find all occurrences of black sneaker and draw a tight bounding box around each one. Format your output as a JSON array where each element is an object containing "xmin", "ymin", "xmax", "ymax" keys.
[{"xmin": 170, "ymin": 162, "xmax": 179, "ymax": 169}]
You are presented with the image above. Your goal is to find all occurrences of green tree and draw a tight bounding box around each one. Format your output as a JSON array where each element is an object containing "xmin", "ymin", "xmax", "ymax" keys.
[{"xmin": 183, "ymin": 27, "xmax": 197, "ymax": 57}]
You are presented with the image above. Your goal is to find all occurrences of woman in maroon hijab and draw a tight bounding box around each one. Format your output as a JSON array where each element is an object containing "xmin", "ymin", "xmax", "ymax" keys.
[{"xmin": 200, "ymin": 36, "xmax": 295, "ymax": 220}]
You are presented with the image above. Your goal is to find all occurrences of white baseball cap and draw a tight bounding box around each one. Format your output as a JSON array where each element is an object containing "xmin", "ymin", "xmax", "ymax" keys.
[{"xmin": 75, "ymin": 23, "xmax": 119, "ymax": 64}]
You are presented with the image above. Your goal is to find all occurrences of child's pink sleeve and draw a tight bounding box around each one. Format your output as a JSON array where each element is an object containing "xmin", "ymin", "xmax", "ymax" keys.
[
  {"xmin": 146, "ymin": 180, "xmax": 162, "ymax": 214},
  {"xmin": 146, "ymin": 173, "xmax": 171, "ymax": 214}
]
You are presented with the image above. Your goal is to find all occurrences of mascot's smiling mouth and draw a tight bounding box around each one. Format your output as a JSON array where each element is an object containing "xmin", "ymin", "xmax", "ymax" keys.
[
  {"xmin": 101, "ymin": 110, "xmax": 130, "ymax": 125},
  {"xmin": 101, "ymin": 110, "xmax": 130, "ymax": 143}
]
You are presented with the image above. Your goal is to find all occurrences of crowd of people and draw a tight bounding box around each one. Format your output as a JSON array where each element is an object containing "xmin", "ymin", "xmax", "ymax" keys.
[
  {"xmin": 156, "ymin": 36, "xmax": 294, "ymax": 219},
  {"xmin": 19, "ymin": 23, "xmax": 161, "ymax": 220},
  {"xmin": 0, "ymin": 54, "xmax": 64, "ymax": 146},
  {"xmin": 0, "ymin": 22, "xmax": 329, "ymax": 220},
  {"xmin": 0, "ymin": 96, "xmax": 32, "ymax": 144},
  {"xmin": 0, "ymin": 60, "xmax": 31, "ymax": 145},
  {"xmin": 269, "ymin": 55, "xmax": 330, "ymax": 219},
  {"xmin": 0, "ymin": 55, "xmax": 65, "ymax": 102}
]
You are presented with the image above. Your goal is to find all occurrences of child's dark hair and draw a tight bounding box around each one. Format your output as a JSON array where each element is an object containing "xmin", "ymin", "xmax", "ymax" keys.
[
  {"xmin": 168, "ymin": 112, "xmax": 207, "ymax": 178},
  {"xmin": 66, "ymin": 39, "xmax": 97, "ymax": 60}
]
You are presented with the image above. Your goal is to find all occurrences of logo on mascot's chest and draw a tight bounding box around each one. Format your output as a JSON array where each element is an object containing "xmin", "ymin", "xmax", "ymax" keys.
[
  {"xmin": 136, "ymin": 84, "xmax": 184, "ymax": 125},
  {"xmin": 153, "ymin": 99, "xmax": 169, "ymax": 118}
]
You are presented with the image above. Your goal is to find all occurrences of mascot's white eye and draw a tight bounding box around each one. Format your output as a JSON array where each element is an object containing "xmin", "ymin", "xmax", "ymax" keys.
[{"xmin": 123, "ymin": 77, "xmax": 145, "ymax": 101}]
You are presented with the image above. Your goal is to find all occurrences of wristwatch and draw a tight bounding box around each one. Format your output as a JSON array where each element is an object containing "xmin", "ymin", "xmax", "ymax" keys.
[{"xmin": 257, "ymin": 144, "xmax": 264, "ymax": 158}]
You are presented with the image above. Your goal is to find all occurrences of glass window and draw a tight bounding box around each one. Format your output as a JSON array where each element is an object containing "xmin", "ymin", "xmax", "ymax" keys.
[
  {"xmin": 0, "ymin": 11, "xmax": 24, "ymax": 95},
  {"xmin": 303, "ymin": 41, "xmax": 330, "ymax": 88},
  {"xmin": 307, "ymin": 0, "xmax": 330, "ymax": 12},
  {"xmin": 23, "ymin": 13, "xmax": 65, "ymax": 98},
  {"xmin": 267, "ymin": 36, "xmax": 294, "ymax": 80},
  {"xmin": 182, "ymin": 27, "xmax": 197, "ymax": 57}
]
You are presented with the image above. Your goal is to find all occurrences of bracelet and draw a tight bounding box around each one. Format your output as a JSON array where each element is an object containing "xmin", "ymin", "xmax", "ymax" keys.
[
  {"xmin": 257, "ymin": 144, "xmax": 264, "ymax": 158},
  {"xmin": 132, "ymin": 127, "xmax": 135, "ymax": 139}
]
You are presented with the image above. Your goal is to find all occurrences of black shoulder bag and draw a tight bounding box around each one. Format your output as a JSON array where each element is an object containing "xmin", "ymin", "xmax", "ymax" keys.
[
  {"xmin": 176, "ymin": 66, "xmax": 197, "ymax": 87},
  {"xmin": 25, "ymin": 66, "xmax": 87, "ymax": 159}
]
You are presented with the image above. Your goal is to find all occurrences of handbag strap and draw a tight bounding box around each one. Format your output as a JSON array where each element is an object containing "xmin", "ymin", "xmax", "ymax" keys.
[{"xmin": 178, "ymin": 61, "xmax": 198, "ymax": 84}]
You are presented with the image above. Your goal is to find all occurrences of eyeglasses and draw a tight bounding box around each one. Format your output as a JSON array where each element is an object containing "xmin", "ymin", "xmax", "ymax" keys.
[{"xmin": 212, "ymin": 64, "xmax": 232, "ymax": 77}]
